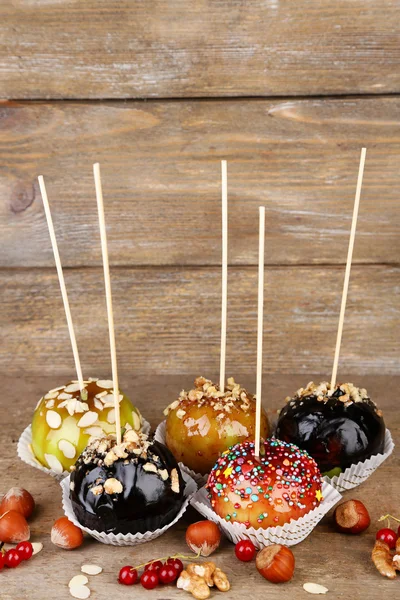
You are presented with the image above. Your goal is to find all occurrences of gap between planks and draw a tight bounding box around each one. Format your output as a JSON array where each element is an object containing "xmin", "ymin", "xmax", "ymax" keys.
[
  {"xmin": 4, "ymin": 92, "xmax": 400, "ymax": 105},
  {"xmin": 0, "ymin": 262, "xmax": 399, "ymax": 273}
]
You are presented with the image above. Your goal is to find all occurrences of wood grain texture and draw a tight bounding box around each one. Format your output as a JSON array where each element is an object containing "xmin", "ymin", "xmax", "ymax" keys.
[
  {"xmin": 1, "ymin": 374, "xmax": 398, "ymax": 600},
  {"xmin": 1, "ymin": 1, "xmax": 400, "ymax": 99},
  {"xmin": 1, "ymin": 265, "xmax": 399, "ymax": 377},
  {"xmin": 2, "ymin": 98, "xmax": 400, "ymax": 268}
]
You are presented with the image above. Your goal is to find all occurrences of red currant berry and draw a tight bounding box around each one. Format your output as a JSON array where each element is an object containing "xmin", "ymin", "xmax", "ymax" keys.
[
  {"xmin": 16, "ymin": 542, "xmax": 33, "ymax": 561},
  {"xmin": 235, "ymin": 539, "xmax": 256, "ymax": 562},
  {"xmin": 4, "ymin": 549, "xmax": 22, "ymax": 568},
  {"xmin": 145, "ymin": 560, "xmax": 163, "ymax": 573},
  {"xmin": 159, "ymin": 563, "xmax": 178, "ymax": 584},
  {"xmin": 141, "ymin": 571, "xmax": 159, "ymax": 590},
  {"xmin": 376, "ymin": 528, "xmax": 398, "ymax": 549},
  {"xmin": 0, "ymin": 554, "xmax": 5, "ymax": 570},
  {"xmin": 118, "ymin": 566, "xmax": 138, "ymax": 585},
  {"xmin": 167, "ymin": 557, "xmax": 184, "ymax": 575}
]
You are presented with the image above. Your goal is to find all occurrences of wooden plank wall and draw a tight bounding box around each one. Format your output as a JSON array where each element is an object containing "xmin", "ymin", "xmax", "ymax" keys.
[{"xmin": 1, "ymin": 1, "xmax": 400, "ymax": 378}]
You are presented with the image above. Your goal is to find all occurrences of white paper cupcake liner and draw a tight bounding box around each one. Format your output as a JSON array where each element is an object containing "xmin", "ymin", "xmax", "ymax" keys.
[
  {"xmin": 17, "ymin": 419, "xmax": 152, "ymax": 482},
  {"xmin": 61, "ymin": 468, "xmax": 197, "ymax": 546},
  {"xmin": 154, "ymin": 420, "xmax": 208, "ymax": 487},
  {"xmin": 190, "ymin": 480, "xmax": 341, "ymax": 549},
  {"xmin": 322, "ymin": 429, "xmax": 394, "ymax": 492}
]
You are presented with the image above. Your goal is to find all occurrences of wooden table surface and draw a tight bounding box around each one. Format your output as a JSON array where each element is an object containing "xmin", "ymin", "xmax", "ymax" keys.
[
  {"xmin": 1, "ymin": 2, "xmax": 400, "ymax": 598},
  {"xmin": 1, "ymin": 373, "xmax": 398, "ymax": 600}
]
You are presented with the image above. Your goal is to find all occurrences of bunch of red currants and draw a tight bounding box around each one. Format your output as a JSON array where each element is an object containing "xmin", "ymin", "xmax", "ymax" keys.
[
  {"xmin": 119, "ymin": 557, "xmax": 184, "ymax": 589},
  {"xmin": 0, "ymin": 541, "xmax": 33, "ymax": 569}
]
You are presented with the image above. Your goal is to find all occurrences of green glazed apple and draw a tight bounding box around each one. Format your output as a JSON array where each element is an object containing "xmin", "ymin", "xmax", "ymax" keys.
[{"xmin": 31, "ymin": 378, "xmax": 143, "ymax": 474}]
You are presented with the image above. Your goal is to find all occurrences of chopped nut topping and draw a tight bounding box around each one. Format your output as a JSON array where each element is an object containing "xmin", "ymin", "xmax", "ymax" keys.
[
  {"xmin": 104, "ymin": 450, "xmax": 118, "ymax": 467},
  {"xmin": 104, "ymin": 478, "xmax": 123, "ymax": 494},
  {"xmin": 158, "ymin": 469, "xmax": 169, "ymax": 480},
  {"xmin": 143, "ymin": 463, "xmax": 158, "ymax": 473},
  {"xmin": 171, "ymin": 468, "xmax": 180, "ymax": 493},
  {"xmin": 74, "ymin": 432, "xmax": 179, "ymax": 491},
  {"xmin": 165, "ymin": 377, "xmax": 255, "ymax": 417},
  {"xmin": 124, "ymin": 429, "xmax": 139, "ymax": 443},
  {"xmin": 289, "ymin": 381, "xmax": 377, "ymax": 410},
  {"xmin": 163, "ymin": 399, "xmax": 180, "ymax": 416}
]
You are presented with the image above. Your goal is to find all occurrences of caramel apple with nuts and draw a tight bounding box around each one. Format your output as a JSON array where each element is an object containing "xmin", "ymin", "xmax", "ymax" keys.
[
  {"xmin": 70, "ymin": 430, "xmax": 185, "ymax": 535},
  {"xmin": 164, "ymin": 377, "xmax": 269, "ymax": 476},
  {"xmin": 275, "ymin": 381, "xmax": 386, "ymax": 476},
  {"xmin": 31, "ymin": 378, "xmax": 143, "ymax": 474}
]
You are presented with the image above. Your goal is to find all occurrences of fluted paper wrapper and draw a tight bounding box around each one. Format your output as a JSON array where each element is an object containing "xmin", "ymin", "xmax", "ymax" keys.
[
  {"xmin": 191, "ymin": 481, "xmax": 341, "ymax": 548},
  {"xmin": 61, "ymin": 469, "xmax": 197, "ymax": 546},
  {"xmin": 17, "ymin": 419, "xmax": 151, "ymax": 482},
  {"xmin": 322, "ymin": 429, "xmax": 394, "ymax": 492},
  {"xmin": 155, "ymin": 420, "xmax": 208, "ymax": 487}
]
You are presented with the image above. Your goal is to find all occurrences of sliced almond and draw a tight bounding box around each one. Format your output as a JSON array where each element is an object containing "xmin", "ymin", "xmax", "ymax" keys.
[
  {"xmin": 77, "ymin": 412, "xmax": 98, "ymax": 428},
  {"xmin": 84, "ymin": 426, "xmax": 104, "ymax": 437},
  {"xmin": 75, "ymin": 401, "xmax": 89, "ymax": 414},
  {"xmin": 96, "ymin": 379, "xmax": 113, "ymax": 389},
  {"xmin": 58, "ymin": 439, "xmax": 76, "ymax": 459},
  {"xmin": 132, "ymin": 410, "xmax": 141, "ymax": 431},
  {"xmin": 58, "ymin": 392, "xmax": 73, "ymax": 401},
  {"xmin": 45, "ymin": 399, "xmax": 55, "ymax": 409},
  {"xmin": 48, "ymin": 386, "xmax": 65, "ymax": 394},
  {"xmin": 65, "ymin": 383, "xmax": 85, "ymax": 393},
  {"xmin": 69, "ymin": 586, "xmax": 90, "ymax": 600},
  {"xmin": 107, "ymin": 409, "xmax": 116, "ymax": 424},
  {"xmin": 46, "ymin": 410, "xmax": 62, "ymax": 429},
  {"xmin": 44, "ymin": 454, "xmax": 63, "ymax": 474},
  {"xmin": 35, "ymin": 398, "xmax": 43, "ymax": 411},
  {"xmin": 58, "ymin": 400, "xmax": 68, "ymax": 409},
  {"xmin": 81, "ymin": 564, "xmax": 103, "ymax": 575},
  {"xmin": 100, "ymin": 393, "xmax": 114, "ymax": 405},
  {"xmin": 95, "ymin": 391, "xmax": 108, "ymax": 399},
  {"xmin": 45, "ymin": 390, "xmax": 59, "ymax": 400},
  {"xmin": 69, "ymin": 575, "xmax": 89, "ymax": 588},
  {"xmin": 31, "ymin": 542, "xmax": 43, "ymax": 556},
  {"xmin": 303, "ymin": 583, "xmax": 329, "ymax": 595},
  {"xmin": 94, "ymin": 399, "xmax": 103, "ymax": 411},
  {"xmin": 67, "ymin": 399, "xmax": 78, "ymax": 416}
]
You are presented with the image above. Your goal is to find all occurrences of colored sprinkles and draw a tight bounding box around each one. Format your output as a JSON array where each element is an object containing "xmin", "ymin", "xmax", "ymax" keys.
[{"xmin": 206, "ymin": 438, "xmax": 323, "ymax": 529}]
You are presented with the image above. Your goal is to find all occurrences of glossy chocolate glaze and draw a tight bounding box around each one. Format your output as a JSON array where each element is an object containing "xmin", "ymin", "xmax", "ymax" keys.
[
  {"xmin": 275, "ymin": 387, "xmax": 386, "ymax": 474},
  {"xmin": 70, "ymin": 438, "xmax": 185, "ymax": 535}
]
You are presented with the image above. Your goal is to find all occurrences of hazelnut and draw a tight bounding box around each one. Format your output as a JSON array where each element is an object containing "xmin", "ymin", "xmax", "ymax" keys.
[
  {"xmin": 0, "ymin": 510, "xmax": 30, "ymax": 544},
  {"xmin": 256, "ymin": 545, "xmax": 295, "ymax": 583},
  {"xmin": 0, "ymin": 487, "xmax": 35, "ymax": 520},
  {"xmin": 334, "ymin": 499, "xmax": 370, "ymax": 534},
  {"xmin": 51, "ymin": 516, "xmax": 84, "ymax": 550},
  {"xmin": 186, "ymin": 521, "xmax": 221, "ymax": 557}
]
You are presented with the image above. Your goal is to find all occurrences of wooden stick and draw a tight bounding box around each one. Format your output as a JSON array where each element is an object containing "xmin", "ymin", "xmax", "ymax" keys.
[
  {"xmin": 93, "ymin": 163, "xmax": 122, "ymax": 445},
  {"xmin": 219, "ymin": 160, "xmax": 228, "ymax": 393},
  {"xmin": 255, "ymin": 206, "xmax": 265, "ymax": 458},
  {"xmin": 38, "ymin": 176, "xmax": 85, "ymax": 396},
  {"xmin": 330, "ymin": 148, "xmax": 367, "ymax": 391}
]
